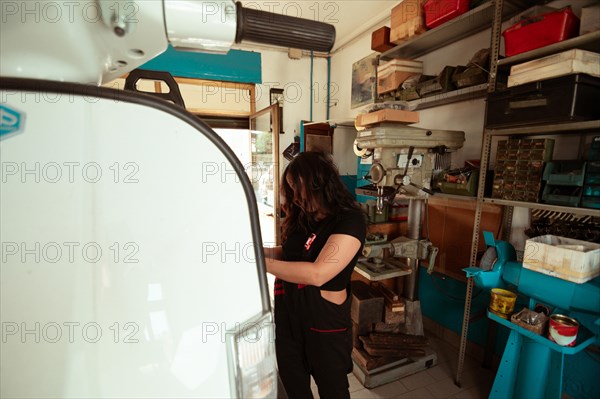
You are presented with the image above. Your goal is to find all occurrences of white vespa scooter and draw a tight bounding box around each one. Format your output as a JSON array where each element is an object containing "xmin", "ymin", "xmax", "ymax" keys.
[{"xmin": 0, "ymin": 1, "xmax": 335, "ymax": 397}]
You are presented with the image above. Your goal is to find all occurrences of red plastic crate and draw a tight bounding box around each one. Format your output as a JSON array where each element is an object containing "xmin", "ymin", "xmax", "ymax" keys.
[
  {"xmin": 424, "ymin": 0, "xmax": 470, "ymax": 29},
  {"xmin": 503, "ymin": 7, "xmax": 580, "ymax": 57}
]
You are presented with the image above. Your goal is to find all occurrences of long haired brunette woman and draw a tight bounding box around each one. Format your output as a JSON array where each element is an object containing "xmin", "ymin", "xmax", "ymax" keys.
[{"xmin": 265, "ymin": 151, "xmax": 367, "ymax": 398}]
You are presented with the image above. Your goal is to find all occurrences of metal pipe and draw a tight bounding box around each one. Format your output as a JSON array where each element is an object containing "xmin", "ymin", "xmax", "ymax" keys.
[
  {"xmin": 326, "ymin": 54, "xmax": 331, "ymax": 120},
  {"xmin": 310, "ymin": 50, "xmax": 314, "ymax": 121}
]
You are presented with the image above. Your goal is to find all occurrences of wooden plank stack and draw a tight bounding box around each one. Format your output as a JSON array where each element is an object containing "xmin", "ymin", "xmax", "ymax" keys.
[
  {"xmin": 351, "ymin": 280, "xmax": 427, "ymax": 371},
  {"xmin": 360, "ymin": 333, "xmax": 429, "ymax": 357}
]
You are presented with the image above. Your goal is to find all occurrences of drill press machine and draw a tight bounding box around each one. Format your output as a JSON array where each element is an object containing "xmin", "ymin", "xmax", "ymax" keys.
[{"xmin": 352, "ymin": 123, "xmax": 465, "ymax": 387}]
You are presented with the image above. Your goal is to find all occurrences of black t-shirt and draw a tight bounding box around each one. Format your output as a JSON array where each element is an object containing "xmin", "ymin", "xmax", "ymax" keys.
[{"xmin": 282, "ymin": 209, "xmax": 367, "ymax": 291}]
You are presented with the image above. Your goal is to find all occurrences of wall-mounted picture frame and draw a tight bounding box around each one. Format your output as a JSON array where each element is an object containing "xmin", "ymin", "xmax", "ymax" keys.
[{"xmin": 351, "ymin": 53, "xmax": 378, "ymax": 109}]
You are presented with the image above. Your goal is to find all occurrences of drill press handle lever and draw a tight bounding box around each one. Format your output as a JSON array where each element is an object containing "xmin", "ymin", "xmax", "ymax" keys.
[
  {"xmin": 409, "ymin": 182, "xmax": 435, "ymax": 196},
  {"xmin": 426, "ymin": 245, "xmax": 439, "ymax": 274}
]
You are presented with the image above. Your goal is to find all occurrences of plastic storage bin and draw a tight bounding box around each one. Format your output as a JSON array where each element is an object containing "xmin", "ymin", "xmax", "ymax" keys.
[
  {"xmin": 502, "ymin": 7, "xmax": 580, "ymax": 57},
  {"xmin": 424, "ymin": 0, "xmax": 470, "ymax": 29},
  {"xmin": 542, "ymin": 161, "xmax": 586, "ymax": 206},
  {"xmin": 543, "ymin": 161, "xmax": 586, "ymax": 186},
  {"xmin": 582, "ymin": 161, "xmax": 600, "ymax": 209}
]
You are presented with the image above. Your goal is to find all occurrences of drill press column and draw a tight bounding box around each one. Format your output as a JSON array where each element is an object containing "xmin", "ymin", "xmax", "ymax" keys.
[{"xmin": 400, "ymin": 198, "xmax": 425, "ymax": 335}]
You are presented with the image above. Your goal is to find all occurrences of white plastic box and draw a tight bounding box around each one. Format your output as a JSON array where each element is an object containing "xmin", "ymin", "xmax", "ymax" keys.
[
  {"xmin": 508, "ymin": 49, "xmax": 600, "ymax": 87},
  {"xmin": 523, "ymin": 235, "xmax": 600, "ymax": 283}
]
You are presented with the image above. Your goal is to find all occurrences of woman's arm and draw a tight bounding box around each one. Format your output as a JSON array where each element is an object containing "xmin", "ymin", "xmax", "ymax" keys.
[
  {"xmin": 265, "ymin": 234, "xmax": 361, "ymax": 287},
  {"xmin": 263, "ymin": 245, "xmax": 283, "ymax": 261}
]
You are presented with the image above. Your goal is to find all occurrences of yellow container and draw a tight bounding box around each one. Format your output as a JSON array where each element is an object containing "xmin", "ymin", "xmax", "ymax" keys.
[{"xmin": 489, "ymin": 288, "xmax": 517, "ymax": 319}]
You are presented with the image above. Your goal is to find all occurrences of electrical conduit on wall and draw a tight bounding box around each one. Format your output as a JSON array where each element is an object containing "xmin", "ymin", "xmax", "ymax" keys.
[
  {"xmin": 310, "ymin": 50, "xmax": 314, "ymax": 122},
  {"xmin": 327, "ymin": 54, "xmax": 331, "ymax": 121}
]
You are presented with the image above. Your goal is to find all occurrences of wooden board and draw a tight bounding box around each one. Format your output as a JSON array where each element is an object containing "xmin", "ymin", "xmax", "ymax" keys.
[
  {"xmin": 355, "ymin": 109, "xmax": 420, "ymax": 127},
  {"xmin": 374, "ymin": 322, "xmax": 403, "ymax": 334},
  {"xmin": 359, "ymin": 335, "xmax": 427, "ymax": 357},
  {"xmin": 372, "ymin": 26, "xmax": 395, "ymax": 53},
  {"xmin": 426, "ymin": 195, "xmax": 503, "ymax": 280},
  {"xmin": 378, "ymin": 59, "xmax": 423, "ymax": 77},
  {"xmin": 354, "ymin": 258, "xmax": 412, "ymax": 281}
]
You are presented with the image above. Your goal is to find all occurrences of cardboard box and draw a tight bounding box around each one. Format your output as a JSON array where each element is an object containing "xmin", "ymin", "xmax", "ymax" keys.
[
  {"xmin": 371, "ymin": 26, "xmax": 395, "ymax": 53},
  {"xmin": 510, "ymin": 308, "xmax": 548, "ymax": 335},
  {"xmin": 580, "ymin": 4, "xmax": 600, "ymax": 35},
  {"xmin": 391, "ymin": 16, "xmax": 427, "ymax": 44},
  {"xmin": 378, "ymin": 71, "xmax": 421, "ymax": 94},
  {"xmin": 377, "ymin": 59, "xmax": 423, "ymax": 94},
  {"xmin": 355, "ymin": 109, "xmax": 420, "ymax": 127},
  {"xmin": 523, "ymin": 235, "xmax": 600, "ymax": 283},
  {"xmin": 390, "ymin": 0, "xmax": 427, "ymax": 43},
  {"xmin": 391, "ymin": 0, "xmax": 424, "ymax": 25},
  {"xmin": 508, "ymin": 49, "xmax": 600, "ymax": 87}
]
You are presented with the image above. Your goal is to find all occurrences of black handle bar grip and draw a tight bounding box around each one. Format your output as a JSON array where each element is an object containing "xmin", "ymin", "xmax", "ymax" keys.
[{"xmin": 235, "ymin": 2, "xmax": 336, "ymax": 52}]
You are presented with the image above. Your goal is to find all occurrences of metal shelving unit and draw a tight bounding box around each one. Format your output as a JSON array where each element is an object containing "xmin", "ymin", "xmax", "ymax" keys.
[
  {"xmin": 482, "ymin": 197, "xmax": 600, "ymax": 217},
  {"xmin": 487, "ymin": 120, "xmax": 600, "ymax": 135},
  {"xmin": 375, "ymin": 83, "xmax": 489, "ymax": 111},
  {"xmin": 380, "ymin": 0, "xmax": 530, "ymax": 61},
  {"xmin": 456, "ymin": 0, "xmax": 600, "ymax": 388},
  {"xmin": 412, "ymin": 84, "xmax": 489, "ymax": 110},
  {"xmin": 369, "ymin": 0, "xmax": 599, "ymax": 388},
  {"xmin": 376, "ymin": 0, "xmax": 539, "ymax": 110}
]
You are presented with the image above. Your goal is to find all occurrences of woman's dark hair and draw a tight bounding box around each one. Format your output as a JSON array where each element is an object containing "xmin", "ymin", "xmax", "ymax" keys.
[{"xmin": 280, "ymin": 151, "xmax": 363, "ymax": 241}]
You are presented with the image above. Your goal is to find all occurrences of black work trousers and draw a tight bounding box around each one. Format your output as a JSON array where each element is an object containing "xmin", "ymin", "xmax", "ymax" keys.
[{"xmin": 274, "ymin": 280, "xmax": 352, "ymax": 399}]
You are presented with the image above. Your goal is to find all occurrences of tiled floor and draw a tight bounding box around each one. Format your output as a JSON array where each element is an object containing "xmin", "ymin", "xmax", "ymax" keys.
[{"xmin": 309, "ymin": 334, "xmax": 496, "ymax": 399}]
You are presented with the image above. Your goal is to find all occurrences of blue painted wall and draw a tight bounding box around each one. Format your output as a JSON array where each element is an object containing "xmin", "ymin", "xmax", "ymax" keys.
[
  {"xmin": 340, "ymin": 175, "xmax": 357, "ymax": 199},
  {"xmin": 141, "ymin": 46, "xmax": 262, "ymax": 83},
  {"xmin": 419, "ymin": 268, "xmax": 509, "ymax": 355}
]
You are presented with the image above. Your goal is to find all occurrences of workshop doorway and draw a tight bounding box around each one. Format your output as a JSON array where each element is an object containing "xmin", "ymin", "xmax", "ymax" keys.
[{"xmin": 214, "ymin": 104, "xmax": 281, "ymax": 247}]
